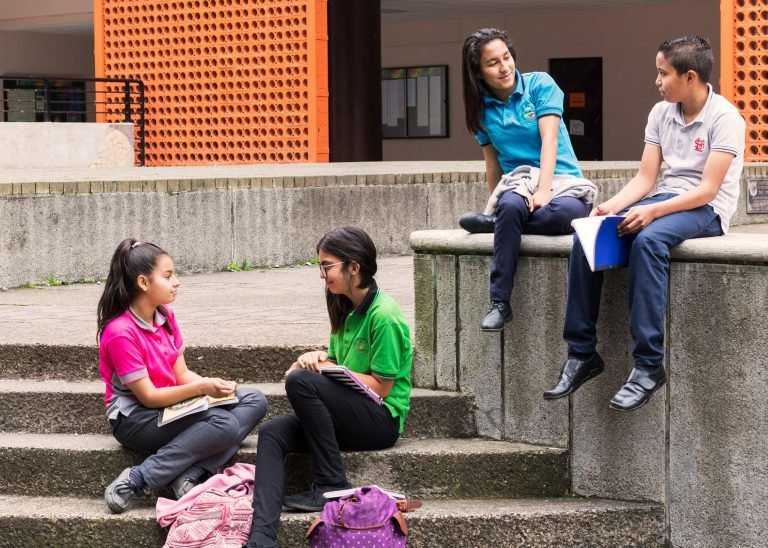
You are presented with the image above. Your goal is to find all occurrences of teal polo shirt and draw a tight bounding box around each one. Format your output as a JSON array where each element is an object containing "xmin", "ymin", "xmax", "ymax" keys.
[
  {"xmin": 475, "ymin": 70, "xmax": 582, "ymax": 177},
  {"xmin": 327, "ymin": 281, "xmax": 412, "ymax": 433}
]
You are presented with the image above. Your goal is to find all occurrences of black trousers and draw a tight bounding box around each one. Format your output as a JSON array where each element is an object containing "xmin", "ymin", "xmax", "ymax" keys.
[{"xmin": 248, "ymin": 368, "xmax": 400, "ymax": 543}]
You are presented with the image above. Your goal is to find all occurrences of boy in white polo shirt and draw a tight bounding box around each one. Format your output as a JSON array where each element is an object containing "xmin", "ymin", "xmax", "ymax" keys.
[{"xmin": 544, "ymin": 35, "xmax": 746, "ymax": 411}]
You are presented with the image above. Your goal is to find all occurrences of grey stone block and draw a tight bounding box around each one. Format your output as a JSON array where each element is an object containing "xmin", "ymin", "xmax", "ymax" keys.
[
  {"xmin": 668, "ymin": 262, "xmax": 768, "ymax": 547},
  {"xmin": 503, "ymin": 256, "xmax": 569, "ymax": 448},
  {"xmin": 412, "ymin": 253, "xmax": 436, "ymax": 389},
  {"xmin": 0, "ymin": 495, "xmax": 665, "ymax": 548},
  {"xmin": 0, "ymin": 381, "xmax": 475, "ymax": 439},
  {"xmin": 570, "ymin": 270, "xmax": 666, "ymax": 503},
  {"xmin": 435, "ymin": 254, "xmax": 458, "ymax": 390},
  {"xmin": 424, "ymin": 180, "xmax": 487, "ymax": 230},
  {"xmin": 457, "ymin": 255, "xmax": 503, "ymax": 439},
  {"xmin": 0, "ymin": 344, "xmax": 318, "ymax": 383},
  {"xmin": 0, "ymin": 434, "xmax": 567, "ymax": 500}
]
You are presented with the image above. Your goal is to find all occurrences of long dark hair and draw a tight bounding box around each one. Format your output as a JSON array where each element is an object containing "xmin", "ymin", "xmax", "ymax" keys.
[
  {"xmin": 97, "ymin": 238, "xmax": 171, "ymax": 341},
  {"xmin": 317, "ymin": 226, "xmax": 377, "ymax": 333},
  {"xmin": 462, "ymin": 28, "xmax": 517, "ymax": 135}
]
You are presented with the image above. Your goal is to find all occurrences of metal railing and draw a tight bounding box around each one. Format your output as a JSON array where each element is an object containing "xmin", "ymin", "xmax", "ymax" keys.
[{"xmin": 1, "ymin": 76, "xmax": 146, "ymax": 166}]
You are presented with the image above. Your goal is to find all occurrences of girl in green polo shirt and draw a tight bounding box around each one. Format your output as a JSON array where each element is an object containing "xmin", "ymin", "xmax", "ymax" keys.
[{"xmin": 245, "ymin": 226, "xmax": 413, "ymax": 548}]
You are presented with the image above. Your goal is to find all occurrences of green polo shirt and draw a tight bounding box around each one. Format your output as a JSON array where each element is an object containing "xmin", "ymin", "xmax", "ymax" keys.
[{"xmin": 327, "ymin": 282, "xmax": 412, "ymax": 433}]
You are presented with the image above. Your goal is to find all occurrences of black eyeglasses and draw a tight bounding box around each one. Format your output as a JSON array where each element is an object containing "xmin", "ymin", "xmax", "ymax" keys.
[{"xmin": 319, "ymin": 261, "xmax": 345, "ymax": 277}]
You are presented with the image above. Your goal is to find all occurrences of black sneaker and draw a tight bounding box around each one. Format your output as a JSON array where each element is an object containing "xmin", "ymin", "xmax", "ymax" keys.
[
  {"xmin": 283, "ymin": 482, "xmax": 349, "ymax": 512},
  {"xmin": 480, "ymin": 301, "xmax": 513, "ymax": 332}
]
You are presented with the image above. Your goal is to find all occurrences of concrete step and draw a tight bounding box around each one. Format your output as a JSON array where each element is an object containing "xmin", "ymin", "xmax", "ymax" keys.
[
  {"xmin": 0, "ymin": 344, "xmax": 318, "ymax": 383},
  {"xmin": 0, "ymin": 380, "xmax": 475, "ymax": 439},
  {"xmin": 0, "ymin": 433, "xmax": 568, "ymax": 501},
  {"xmin": 0, "ymin": 494, "xmax": 665, "ymax": 547}
]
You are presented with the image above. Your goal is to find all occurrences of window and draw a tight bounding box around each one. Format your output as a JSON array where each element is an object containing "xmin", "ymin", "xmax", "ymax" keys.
[{"xmin": 381, "ymin": 65, "xmax": 447, "ymax": 138}]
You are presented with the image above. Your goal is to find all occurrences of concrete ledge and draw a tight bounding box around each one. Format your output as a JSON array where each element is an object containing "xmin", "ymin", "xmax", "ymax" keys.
[
  {"xmin": 0, "ymin": 495, "xmax": 664, "ymax": 548},
  {"xmin": 0, "ymin": 433, "xmax": 568, "ymax": 501},
  {"xmin": 0, "ymin": 381, "xmax": 476, "ymax": 440},
  {"xmin": 1, "ymin": 162, "xmax": 766, "ymax": 288},
  {"xmin": 0, "ymin": 344, "xmax": 320, "ymax": 383},
  {"xmin": 411, "ymin": 228, "xmax": 768, "ymax": 547},
  {"xmin": 411, "ymin": 229, "xmax": 768, "ymax": 265}
]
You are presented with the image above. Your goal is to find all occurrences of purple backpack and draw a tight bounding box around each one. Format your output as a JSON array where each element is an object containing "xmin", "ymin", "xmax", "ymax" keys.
[{"xmin": 306, "ymin": 486, "xmax": 408, "ymax": 547}]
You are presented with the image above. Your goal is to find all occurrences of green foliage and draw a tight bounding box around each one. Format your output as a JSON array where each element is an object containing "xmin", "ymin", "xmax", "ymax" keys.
[
  {"xmin": 47, "ymin": 275, "xmax": 63, "ymax": 287},
  {"xmin": 227, "ymin": 259, "xmax": 253, "ymax": 272}
]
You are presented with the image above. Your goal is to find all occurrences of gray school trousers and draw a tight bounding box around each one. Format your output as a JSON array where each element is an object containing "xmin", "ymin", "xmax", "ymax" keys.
[{"xmin": 110, "ymin": 387, "xmax": 267, "ymax": 490}]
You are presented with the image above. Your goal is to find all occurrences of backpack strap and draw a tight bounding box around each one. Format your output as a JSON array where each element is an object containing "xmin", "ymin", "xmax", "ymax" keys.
[
  {"xmin": 392, "ymin": 511, "xmax": 408, "ymax": 536},
  {"xmin": 305, "ymin": 517, "xmax": 324, "ymax": 539},
  {"xmin": 396, "ymin": 499, "xmax": 422, "ymax": 513}
]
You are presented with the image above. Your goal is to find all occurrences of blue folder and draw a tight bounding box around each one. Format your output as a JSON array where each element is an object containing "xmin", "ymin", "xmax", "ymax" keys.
[{"xmin": 571, "ymin": 215, "xmax": 634, "ymax": 272}]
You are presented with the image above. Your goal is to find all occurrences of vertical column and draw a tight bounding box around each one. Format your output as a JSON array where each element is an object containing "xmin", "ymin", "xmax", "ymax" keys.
[
  {"xmin": 327, "ymin": 0, "xmax": 382, "ymax": 161},
  {"xmin": 668, "ymin": 262, "xmax": 768, "ymax": 547},
  {"xmin": 570, "ymin": 270, "xmax": 666, "ymax": 503},
  {"xmin": 458, "ymin": 254, "xmax": 503, "ymax": 439},
  {"xmin": 412, "ymin": 252, "xmax": 436, "ymax": 389}
]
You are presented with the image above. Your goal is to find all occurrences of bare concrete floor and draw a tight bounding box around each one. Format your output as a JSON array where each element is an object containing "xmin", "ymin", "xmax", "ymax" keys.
[{"xmin": 0, "ymin": 256, "xmax": 414, "ymax": 347}]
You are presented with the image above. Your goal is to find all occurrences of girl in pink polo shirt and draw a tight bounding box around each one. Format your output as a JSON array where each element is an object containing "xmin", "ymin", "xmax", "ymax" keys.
[{"xmin": 98, "ymin": 238, "xmax": 267, "ymax": 514}]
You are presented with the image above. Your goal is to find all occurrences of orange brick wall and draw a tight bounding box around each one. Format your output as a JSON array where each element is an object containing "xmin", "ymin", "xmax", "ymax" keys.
[
  {"xmin": 94, "ymin": 0, "xmax": 329, "ymax": 166},
  {"xmin": 721, "ymin": 0, "xmax": 768, "ymax": 161}
]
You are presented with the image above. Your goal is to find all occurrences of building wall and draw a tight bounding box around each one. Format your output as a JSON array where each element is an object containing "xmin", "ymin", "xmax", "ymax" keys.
[
  {"xmin": 381, "ymin": 0, "xmax": 720, "ymax": 162},
  {"xmin": 94, "ymin": 0, "xmax": 329, "ymax": 166},
  {"xmin": 0, "ymin": 30, "xmax": 93, "ymax": 78}
]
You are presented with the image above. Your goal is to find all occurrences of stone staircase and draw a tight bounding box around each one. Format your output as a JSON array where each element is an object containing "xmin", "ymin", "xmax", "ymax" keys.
[{"xmin": 0, "ymin": 344, "xmax": 664, "ymax": 547}]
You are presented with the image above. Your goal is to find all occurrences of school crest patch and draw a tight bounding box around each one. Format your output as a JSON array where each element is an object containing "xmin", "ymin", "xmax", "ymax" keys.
[
  {"xmin": 521, "ymin": 102, "xmax": 537, "ymax": 126},
  {"xmin": 353, "ymin": 337, "xmax": 369, "ymax": 355}
]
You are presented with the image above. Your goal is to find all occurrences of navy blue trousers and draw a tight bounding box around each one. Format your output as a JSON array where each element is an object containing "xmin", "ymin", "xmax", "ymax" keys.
[
  {"xmin": 491, "ymin": 192, "xmax": 591, "ymax": 302},
  {"xmin": 563, "ymin": 193, "xmax": 722, "ymax": 370}
]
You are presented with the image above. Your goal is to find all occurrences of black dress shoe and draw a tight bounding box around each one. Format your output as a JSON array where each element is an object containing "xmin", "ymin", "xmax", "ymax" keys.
[
  {"xmin": 543, "ymin": 353, "xmax": 605, "ymax": 400},
  {"xmin": 480, "ymin": 301, "xmax": 512, "ymax": 331},
  {"xmin": 609, "ymin": 367, "xmax": 666, "ymax": 411},
  {"xmin": 459, "ymin": 212, "xmax": 496, "ymax": 234}
]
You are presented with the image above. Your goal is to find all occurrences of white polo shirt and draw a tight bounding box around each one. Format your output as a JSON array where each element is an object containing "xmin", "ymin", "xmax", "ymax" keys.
[{"xmin": 644, "ymin": 84, "xmax": 746, "ymax": 233}]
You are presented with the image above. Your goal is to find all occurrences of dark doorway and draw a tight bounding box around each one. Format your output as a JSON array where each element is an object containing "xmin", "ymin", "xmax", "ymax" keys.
[
  {"xmin": 549, "ymin": 57, "xmax": 603, "ymax": 161},
  {"xmin": 328, "ymin": 0, "xmax": 382, "ymax": 161}
]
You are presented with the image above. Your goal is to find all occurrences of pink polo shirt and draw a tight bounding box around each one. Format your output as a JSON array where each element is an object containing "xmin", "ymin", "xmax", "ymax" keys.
[{"xmin": 99, "ymin": 306, "xmax": 185, "ymax": 419}]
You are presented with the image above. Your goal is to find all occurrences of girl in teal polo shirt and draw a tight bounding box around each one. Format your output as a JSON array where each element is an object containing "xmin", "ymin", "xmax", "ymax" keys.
[
  {"xmin": 245, "ymin": 226, "xmax": 412, "ymax": 548},
  {"xmin": 459, "ymin": 28, "xmax": 593, "ymax": 331}
]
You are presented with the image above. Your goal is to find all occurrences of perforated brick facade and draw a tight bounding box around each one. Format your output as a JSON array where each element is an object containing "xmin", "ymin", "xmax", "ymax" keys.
[
  {"xmin": 94, "ymin": 0, "xmax": 328, "ymax": 166},
  {"xmin": 721, "ymin": 0, "xmax": 768, "ymax": 161}
]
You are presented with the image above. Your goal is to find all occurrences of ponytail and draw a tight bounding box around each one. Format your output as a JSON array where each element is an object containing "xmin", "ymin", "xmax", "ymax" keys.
[{"xmin": 97, "ymin": 238, "xmax": 170, "ymax": 341}]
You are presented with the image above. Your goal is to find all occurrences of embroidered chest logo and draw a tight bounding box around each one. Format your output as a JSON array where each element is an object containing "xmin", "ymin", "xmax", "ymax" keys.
[
  {"xmin": 353, "ymin": 337, "xmax": 369, "ymax": 355},
  {"xmin": 521, "ymin": 102, "xmax": 536, "ymax": 126},
  {"xmin": 694, "ymin": 138, "xmax": 705, "ymax": 152}
]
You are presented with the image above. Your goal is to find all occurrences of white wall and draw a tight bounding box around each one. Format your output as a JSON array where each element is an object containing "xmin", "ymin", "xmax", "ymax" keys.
[
  {"xmin": 0, "ymin": 30, "xmax": 93, "ymax": 78},
  {"xmin": 381, "ymin": 0, "xmax": 720, "ymax": 162}
]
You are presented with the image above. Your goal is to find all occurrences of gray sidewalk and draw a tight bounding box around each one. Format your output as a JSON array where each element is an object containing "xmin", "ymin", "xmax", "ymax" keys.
[{"xmin": 0, "ymin": 256, "xmax": 414, "ymax": 347}]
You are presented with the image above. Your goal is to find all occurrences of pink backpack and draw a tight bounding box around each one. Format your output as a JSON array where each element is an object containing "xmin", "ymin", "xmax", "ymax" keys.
[
  {"xmin": 306, "ymin": 486, "xmax": 408, "ymax": 548},
  {"xmin": 163, "ymin": 487, "xmax": 253, "ymax": 548}
]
